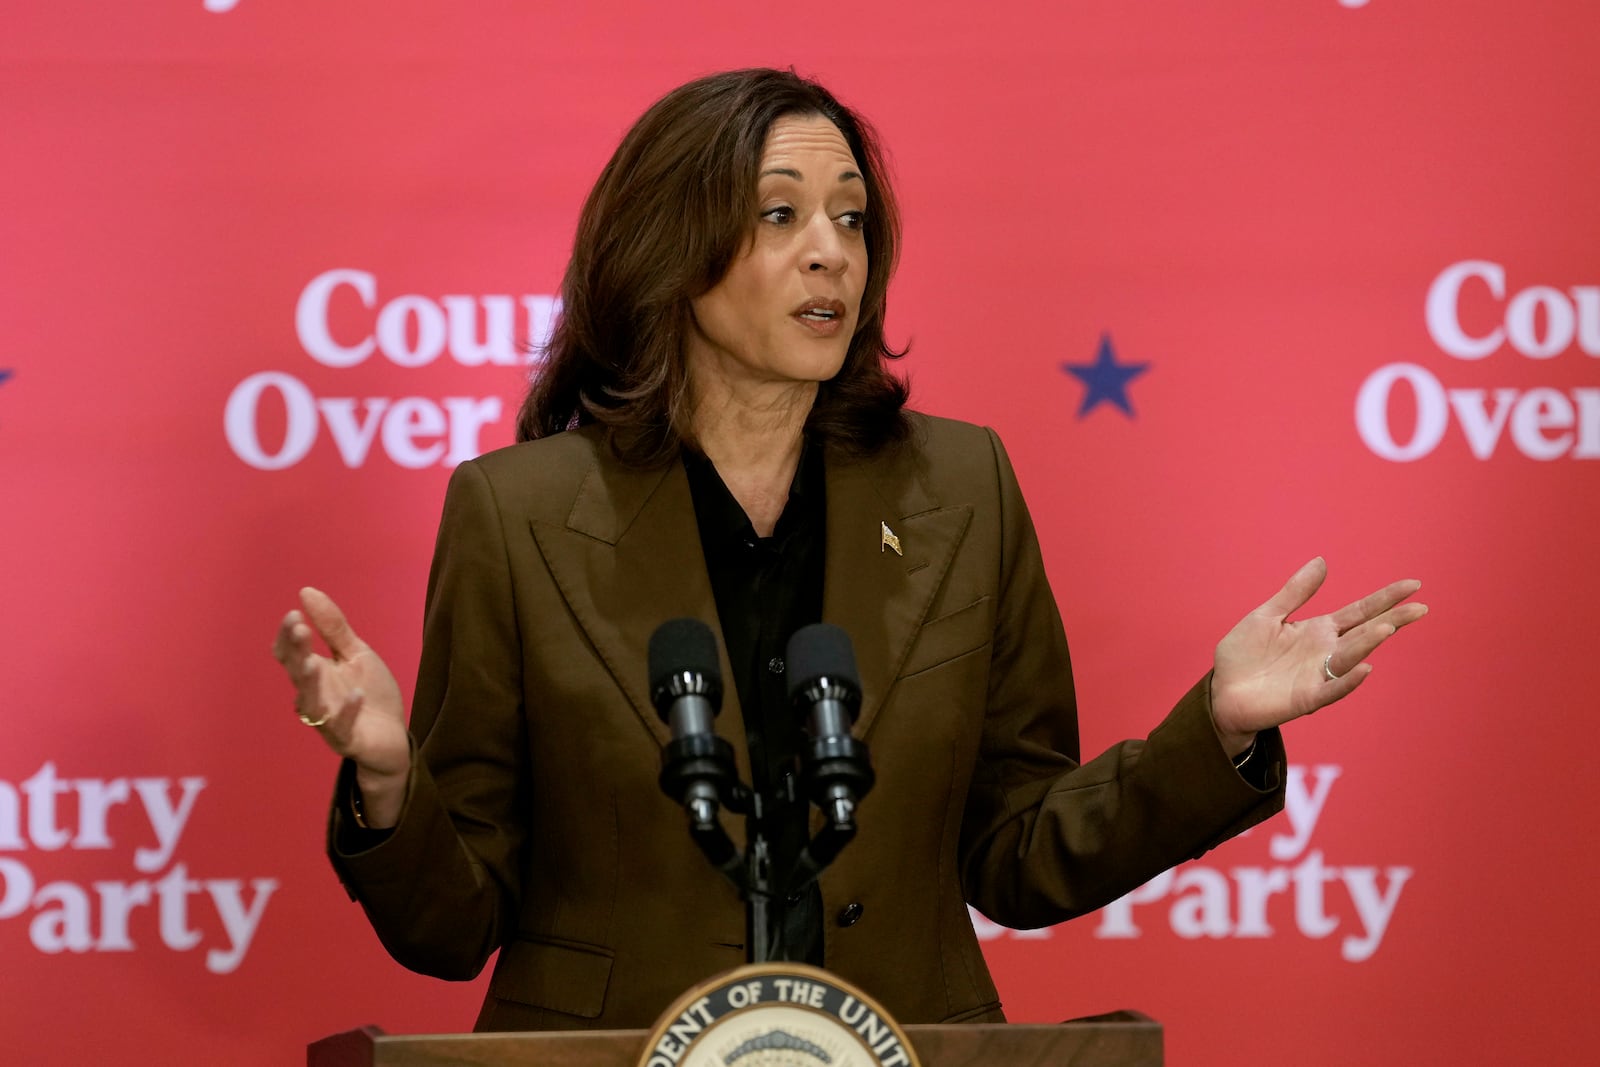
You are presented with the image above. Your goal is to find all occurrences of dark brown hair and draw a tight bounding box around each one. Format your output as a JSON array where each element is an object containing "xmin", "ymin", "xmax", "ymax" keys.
[{"xmin": 517, "ymin": 68, "xmax": 909, "ymax": 465}]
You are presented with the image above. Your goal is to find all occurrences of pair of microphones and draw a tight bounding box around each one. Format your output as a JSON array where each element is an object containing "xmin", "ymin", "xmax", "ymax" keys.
[{"xmin": 649, "ymin": 619, "xmax": 874, "ymax": 894}]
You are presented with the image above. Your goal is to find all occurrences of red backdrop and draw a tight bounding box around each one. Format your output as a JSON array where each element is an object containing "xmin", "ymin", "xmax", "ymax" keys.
[{"xmin": 3, "ymin": 2, "xmax": 1596, "ymax": 1063}]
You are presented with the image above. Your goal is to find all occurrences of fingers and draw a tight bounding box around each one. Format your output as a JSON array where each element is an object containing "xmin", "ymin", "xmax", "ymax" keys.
[
  {"xmin": 1372, "ymin": 600, "xmax": 1429, "ymax": 637},
  {"xmin": 272, "ymin": 611, "xmax": 319, "ymax": 686},
  {"xmin": 1322, "ymin": 594, "xmax": 1426, "ymax": 697},
  {"xmin": 271, "ymin": 610, "xmax": 300, "ymax": 666},
  {"xmin": 1309, "ymin": 661, "xmax": 1373, "ymax": 712},
  {"xmin": 1325, "ymin": 619, "xmax": 1397, "ymax": 679},
  {"xmin": 1339, "ymin": 593, "xmax": 1428, "ymax": 657},
  {"xmin": 1330, "ymin": 578, "xmax": 1423, "ymax": 635},
  {"xmin": 299, "ymin": 586, "xmax": 367, "ymax": 660},
  {"xmin": 292, "ymin": 655, "xmax": 327, "ymax": 723},
  {"xmin": 1255, "ymin": 557, "xmax": 1328, "ymax": 620}
]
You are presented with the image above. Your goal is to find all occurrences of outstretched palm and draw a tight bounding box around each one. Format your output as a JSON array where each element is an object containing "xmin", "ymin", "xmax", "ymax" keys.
[{"xmin": 1210, "ymin": 558, "xmax": 1426, "ymax": 743}]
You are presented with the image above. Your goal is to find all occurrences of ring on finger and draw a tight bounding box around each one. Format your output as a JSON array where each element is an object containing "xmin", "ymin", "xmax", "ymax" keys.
[
  {"xmin": 298, "ymin": 708, "xmax": 331, "ymax": 728},
  {"xmin": 1322, "ymin": 654, "xmax": 1341, "ymax": 682}
]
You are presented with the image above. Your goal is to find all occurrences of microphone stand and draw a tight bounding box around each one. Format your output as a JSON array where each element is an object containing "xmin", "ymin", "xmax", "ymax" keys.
[
  {"xmin": 744, "ymin": 793, "xmax": 777, "ymax": 964},
  {"xmin": 659, "ymin": 762, "xmax": 873, "ymax": 965},
  {"xmin": 659, "ymin": 741, "xmax": 782, "ymax": 962}
]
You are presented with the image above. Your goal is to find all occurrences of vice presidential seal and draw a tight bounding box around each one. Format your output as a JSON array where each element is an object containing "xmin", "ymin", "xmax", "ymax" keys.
[{"xmin": 637, "ymin": 963, "xmax": 921, "ymax": 1067}]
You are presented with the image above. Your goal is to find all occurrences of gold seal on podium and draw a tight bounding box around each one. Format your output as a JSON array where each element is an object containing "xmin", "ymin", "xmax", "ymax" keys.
[{"xmin": 637, "ymin": 963, "xmax": 921, "ymax": 1067}]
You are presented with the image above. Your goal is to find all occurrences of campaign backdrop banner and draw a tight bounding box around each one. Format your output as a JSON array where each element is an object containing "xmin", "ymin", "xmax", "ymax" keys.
[{"xmin": 3, "ymin": 2, "xmax": 1596, "ymax": 1064}]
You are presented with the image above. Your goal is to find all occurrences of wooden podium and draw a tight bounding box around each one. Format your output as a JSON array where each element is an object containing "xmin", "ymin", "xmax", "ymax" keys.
[{"xmin": 308, "ymin": 1015, "xmax": 1162, "ymax": 1067}]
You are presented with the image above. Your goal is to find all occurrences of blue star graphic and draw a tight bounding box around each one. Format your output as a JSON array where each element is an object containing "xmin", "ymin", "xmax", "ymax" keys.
[{"xmin": 1061, "ymin": 334, "xmax": 1149, "ymax": 418}]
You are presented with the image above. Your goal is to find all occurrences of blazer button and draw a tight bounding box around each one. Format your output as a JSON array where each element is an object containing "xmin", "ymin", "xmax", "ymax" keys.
[{"xmin": 836, "ymin": 902, "xmax": 864, "ymax": 927}]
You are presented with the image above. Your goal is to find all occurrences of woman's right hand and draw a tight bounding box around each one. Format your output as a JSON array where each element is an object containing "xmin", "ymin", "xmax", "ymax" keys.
[{"xmin": 272, "ymin": 587, "xmax": 410, "ymax": 828}]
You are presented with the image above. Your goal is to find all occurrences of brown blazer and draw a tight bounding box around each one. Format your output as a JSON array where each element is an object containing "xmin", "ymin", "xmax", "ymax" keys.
[{"xmin": 329, "ymin": 413, "xmax": 1284, "ymax": 1030}]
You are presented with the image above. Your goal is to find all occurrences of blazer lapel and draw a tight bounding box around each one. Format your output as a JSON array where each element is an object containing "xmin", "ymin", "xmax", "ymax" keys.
[
  {"xmin": 530, "ymin": 452, "xmax": 751, "ymax": 791},
  {"xmin": 821, "ymin": 444, "xmax": 973, "ymax": 740}
]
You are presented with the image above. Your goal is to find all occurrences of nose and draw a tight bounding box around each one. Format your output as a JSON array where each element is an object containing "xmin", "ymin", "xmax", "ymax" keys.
[{"xmin": 804, "ymin": 213, "xmax": 848, "ymax": 274}]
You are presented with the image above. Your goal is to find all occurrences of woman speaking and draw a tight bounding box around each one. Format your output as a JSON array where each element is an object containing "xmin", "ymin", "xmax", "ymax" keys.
[{"xmin": 272, "ymin": 68, "xmax": 1425, "ymax": 1031}]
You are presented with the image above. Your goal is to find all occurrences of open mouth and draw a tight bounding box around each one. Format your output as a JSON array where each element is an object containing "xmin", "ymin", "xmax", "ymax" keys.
[{"xmin": 794, "ymin": 298, "xmax": 847, "ymax": 325}]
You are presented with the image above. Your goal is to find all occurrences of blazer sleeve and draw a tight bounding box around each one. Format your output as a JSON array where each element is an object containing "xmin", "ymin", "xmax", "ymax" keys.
[
  {"xmin": 958, "ymin": 427, "xmax": 1285, "ymax": 929},
  {"xmin": 326, "ymin": 457, "xmax": 528, "ymax": 980}
]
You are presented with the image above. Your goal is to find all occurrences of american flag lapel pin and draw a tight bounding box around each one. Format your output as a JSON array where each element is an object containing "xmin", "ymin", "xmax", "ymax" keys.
[{"xmin": 880, "ymin": 520, "xmax": 902, "ymax": 556}]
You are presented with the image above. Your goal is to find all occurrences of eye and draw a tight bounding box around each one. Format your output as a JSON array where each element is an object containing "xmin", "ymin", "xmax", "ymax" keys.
[
  {"xmin": 760, "ymin": 206, "xmax": 795, "ymax": 225},
  {"xmin": 837, "ymin": 210, "xmax": 867, "ymax": 232}
]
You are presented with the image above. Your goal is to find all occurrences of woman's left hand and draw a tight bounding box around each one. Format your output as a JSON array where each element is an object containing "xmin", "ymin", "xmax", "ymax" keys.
[{"xmin": 1209, "ymin": 557, "xmax": 1427, "ymax": 751}]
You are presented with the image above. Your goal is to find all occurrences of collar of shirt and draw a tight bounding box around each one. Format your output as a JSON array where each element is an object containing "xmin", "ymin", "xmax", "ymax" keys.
[{"xmin": 682, "ymin": 440, "xmax": 824, "ymax": 553}]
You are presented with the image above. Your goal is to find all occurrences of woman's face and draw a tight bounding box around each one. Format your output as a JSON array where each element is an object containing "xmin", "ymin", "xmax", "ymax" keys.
[{"xmin": 687, "ymin": 115, "xmax": 869, "ymax": 396}]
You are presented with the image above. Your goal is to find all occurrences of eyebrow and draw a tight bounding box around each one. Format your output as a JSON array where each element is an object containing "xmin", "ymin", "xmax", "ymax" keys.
[{"xmin": 759, "ymin": 167, "xmax": 863, "ymax": 183}]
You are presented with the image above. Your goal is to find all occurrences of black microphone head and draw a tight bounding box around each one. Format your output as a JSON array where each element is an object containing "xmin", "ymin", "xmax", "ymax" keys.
[
  {"xmin": 785, "ymin": 623, "xmax": 861, "ymax": 707},
  {"xmin": 649, "ymin": 618, "xmax": 722, "ymax": 717}
]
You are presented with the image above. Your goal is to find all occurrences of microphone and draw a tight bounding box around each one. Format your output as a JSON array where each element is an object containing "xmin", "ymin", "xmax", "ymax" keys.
[
  {"xmin": 786, "ymin": 624, "xmax": 874, "ymax": 831},
  {"xmin": 650, "ymin": 617, "xmax": 723, "ymax": 744},
  {"xmin": 649, "ymin": 619, "xmax": 737, "ymax": 849}
]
